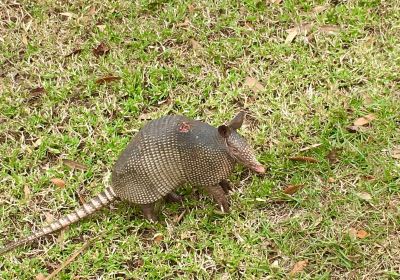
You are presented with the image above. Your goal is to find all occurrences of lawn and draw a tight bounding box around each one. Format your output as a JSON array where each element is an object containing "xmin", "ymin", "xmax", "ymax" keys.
[{"xmin": 0, "ymin": 0, "xmax": 399, "ymax": 279}]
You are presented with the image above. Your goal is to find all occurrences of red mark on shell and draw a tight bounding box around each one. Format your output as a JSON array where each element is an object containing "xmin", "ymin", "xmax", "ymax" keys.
[{"xmin": 178, "ymin": 122, "xmax": 191, "ymax": 133}]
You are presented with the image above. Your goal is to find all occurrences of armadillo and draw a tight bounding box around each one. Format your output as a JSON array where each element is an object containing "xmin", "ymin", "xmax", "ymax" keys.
[{"xmin": 0, "ymin": 112, "xmax": 264, "ymax": 254}]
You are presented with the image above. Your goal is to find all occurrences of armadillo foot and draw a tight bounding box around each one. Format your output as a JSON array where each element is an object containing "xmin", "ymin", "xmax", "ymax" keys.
[
  {"xmin": 204, "ymin": 184, "xmax": 230, "ymax": 213},
  {"xmin": 165, "ymin": 192, "xmax": 183, "ymax": 203},
  {"xmin": 140, "ymin": 203, "xmax": 158, "ymax": 222},
  {"xmin": 219, "ymin": 179, "xmax": 233, "ymax": 194}
]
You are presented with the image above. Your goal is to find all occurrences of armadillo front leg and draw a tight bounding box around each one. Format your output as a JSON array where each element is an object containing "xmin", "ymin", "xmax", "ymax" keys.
[
  {"xmin": 219, "ymin": 179, "xmax": 232, "ymax": 194},
  {"xmin": 204, "ymin": 185, "xmax": 230, "ymax": 212},
  {"xmin": 140, "ymin": 203, "xmax": 157, "ymax": 221}
]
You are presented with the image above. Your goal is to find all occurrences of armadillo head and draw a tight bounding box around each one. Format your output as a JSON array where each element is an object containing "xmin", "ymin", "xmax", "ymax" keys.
[{"xmin": 218, "ymin": 112, "xmax": 265, "ymax": 174}]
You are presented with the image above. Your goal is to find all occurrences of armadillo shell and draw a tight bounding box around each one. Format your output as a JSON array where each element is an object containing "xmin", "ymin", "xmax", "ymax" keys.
[{"xmin": 111, "ymin": 115, "xmax": 235, "ymax": 204}]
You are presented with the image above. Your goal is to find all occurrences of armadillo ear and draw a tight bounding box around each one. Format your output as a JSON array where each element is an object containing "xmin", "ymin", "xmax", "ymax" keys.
[
  {"xmin": 218, "ymin": 125, "xmax": 231, "ymax": 138},
  {"xmin": 228, "ymin": 111, "xmax": 245, "ymax": 130}
]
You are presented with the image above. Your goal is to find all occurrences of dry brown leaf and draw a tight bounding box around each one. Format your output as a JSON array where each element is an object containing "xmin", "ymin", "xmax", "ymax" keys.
[
  {"xmin": 318, "ymin": 25, "xmax": 340, "ymax": 35},
  {"xmin": 356, "ymin": 192, "xmax": 372, "ymax": 201},
  {"xmin": 24, "ymin": 185, "xmax": 31, "ymax": 200},
  {"xmin": 45, "ymin": 212, "xmax": 55, "ymax": 224},
  {"xmin": 188, "ymin": 4, "xmax": 195, "ymax": 13},
  {"xmin": 362, "ymin": 175, "xmax": 375, "ymax": 181},
  {"xmin": 60, "ymin": 12, "xmax": 77, "ymax": 19},
  {"xmin": 36, "ymin": 273, "xmax": 46, "ymax": 280},
  {"xmin": 51, "ymin": 178, "xmax": 66, "ymax": 188},
  {"xmin": 327, "ymin": 177, "xmax": 336, "ymax": 183},
  {"xmin": 299, "ymin": 143, "xmax": 322, "ymax": 152},
  {"xmin": 190, "ymin": 39, "xmax": 202, "ymax": 50},
  {"xmin": 391, "ymin": 148, "xmax": 400, "ymax": 159},
  {"xmin": 65, "ymin": 48, "xmax": 83, "ymax": 57},
  {"xmin": 177, "ymin": 18, "xmax": 190, "ymax": 27},
  {"xmin": 244, "ymin": 77, "xmax": 265, "ymax": 93},
  {"xmin": 353, "ymin": 114, "xmax": 376, "ymax": 126},
  {"xmin": 95, "ymin": 76, "xmax": 121, "ymax": 84},
  {"xmin": 312, "ymin": 5, "xmax": 328, "ymax": 14},
  {"xmin": 285, "ymin": 24, "xmax": 313, "ymax": 44},
  {"xmin": 346, "ymin": 125, "xmax": 369, "ymax": 133},
  {"xmin": 289, "ymin": 156, "xmax": 318, "ymax": 163},
  {"xmin": 283, "ymin": 184, "xmax": 303, "ymax": 195},
  {"xmin": 326, "ymin": 149, "xmax": 340, "ymax": 164},
  {"xmin": 62, "ymin": 159, "xmax": 87, "ymax": 170},
  {"xmin": 97, "ymin": 25, "xmax": 106, "ymax": 32},
  {"xmin": 356, "ymin": 229, "xmax": 369, "ymax": 239},
  {"xmin": 93, "ymin": 42, "xmax": 110, "ymax": 56},
  {"xmin": 138, "ymin": 112, "xmax": 153, "ymax": 120},
  {"xmin": 173, "ymin": 209, "xmax": 187, "ymax": 224},
  {"xmin": 285, "ymin": 28, "xmax": 298, "ymax": 44},
  {"xmin": 30, "ymin": 87, "xmax": 46, "ymax": 99},
  {"xmin": 348, "ymin": 228, "xmax": 357, "ymax": 238},
  {"xmin": 290, "ymin": 260, "xmax": 308, "ymax": 276},
  {"xmin": 153, "ymin": 233, "xmax": 164, "ymax": 244},
  {"xmin": 87, "ymin": 6, "xmax": 96, "ymax": 16}
]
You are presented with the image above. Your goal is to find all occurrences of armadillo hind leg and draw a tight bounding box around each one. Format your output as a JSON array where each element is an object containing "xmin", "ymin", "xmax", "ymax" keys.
[
  {"xmin": 140, "ymin": 203, "xmax": 157, "ymax": 222},
  {"xmin": 204, "ymin": 184, "xmax": 230, "ymax": 213},
  {"xmin": 219, "ymin": 179, "xmax": 233, "ymax": 194},
  {"xmin": 164, "ymin": 192, "xmax": 183, "ymax": 203}
]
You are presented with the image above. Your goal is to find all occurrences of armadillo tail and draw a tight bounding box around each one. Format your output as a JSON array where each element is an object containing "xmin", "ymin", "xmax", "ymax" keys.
[{"xmin": 0, "ymin": 186, "xmax": 117, "ymax": 255}]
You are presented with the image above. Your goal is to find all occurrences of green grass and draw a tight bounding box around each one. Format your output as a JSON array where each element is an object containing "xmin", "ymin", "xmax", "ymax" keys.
[{"xmin": 1, "ymin": 0, "xmax": 399, "ymax": 278}]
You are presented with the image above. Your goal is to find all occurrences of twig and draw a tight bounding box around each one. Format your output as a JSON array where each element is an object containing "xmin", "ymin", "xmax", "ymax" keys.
[{"xmin": 45, "ymin": 239, "xmax": 92, "ymax": 280}]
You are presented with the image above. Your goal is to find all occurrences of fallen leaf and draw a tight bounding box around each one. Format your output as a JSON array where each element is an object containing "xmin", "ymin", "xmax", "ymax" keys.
[
  {"xmin": 35, "ymin": 273, "xmax": 46, "ymax": 280},
  {"xmin": 173, "ymin": 209, "xmax": 186, "ymax": 224},
  {"xmin": 95, "ymin": 76, "xmax": 121, "ymax": 84},
  {"xmin": 312, "ymin": 5, "xmax": 328, "ymax": 14},
  {"xmin": 290, "ymin": 260, "xmax": 308, "ymax": 276},
  {"xmin": 60, "ymin": 12, "xmax": 77, "ymax": 19},
  {"xmin": 62, "ymin": 159, "xmax": 87, "ymax": 170},
  {"xmin": 356, "ymin": 229, "xmax": 369, "ymax": 239},
  {"xmin": 318, "ymin": 25, "xmax": 340, "ymax": 35},
  {"xmin": 285, "ymin": 28, "xmax": 298, "ymax": 44},
  {"xmin": 356, "ymin": 192, "xmax": 372, "ymax": 201},
  {"xmin": 30, "ymin": 87, "xmax": 46, "ymax": 98},
  {"xmin": 299, "ymin": 143, "xmax": 322, "ymax": 152},
  {"xmin": 190, "ymin": 39, "xmax": 202, "ymax": 50},
  {"xmin": 24, "ymin": 185, "xmax": 31, "ymax": 200},
  {"xmin": 97, "ymin": 25, "xmax": 106, "ymax": 32},
  {"xmin": 326, "ymin": 149, "xmax": 340, "ymax": 164},
  {"xmin": 244, "ymin": 77, "xmax": 265, "ymax": 93},
  {"xmin": 87, "ymin": 6, "xmax": 96, "ymax": 16},
  {"xmin": 188, "ymin": 4, "xmax": 195, "ymax": 13},
  {"xmin": 176, "ymin": 18, "xmax": 190, "ymax": 27},
  {"xmin": 285, "ymin": 24, "xmax": 313, "ymax": 44},
  {"xmin": 346, "ymin": 125, "xmax": 368, "ymax": 133},
  {"xmin": 138, "ymin": 112, "xmax": 153, "ymax": 120},
  {"xmin": 327, "ymin": 177, "xmax": 336, "ymax": 183},
  {"xmin": 93, "ymin": 42, "xmax": 109, "ymax": 56},
  {"xmin": 45, "ymin": 212, "xmax": 55, "ymax": 223},
  {"xmin": 65, "ymin": 48, "xmax": 82, "ymax": 57},
  {"xmin": 353, "ymin": 114, "xmax": 376, "ymax": 126},
  {"xmin": 283, "ymin": 184, "xmax": 303, "ymax": 195},
  {"xmin": 391, "ymin": 148, "xmax": 400, "ymax": 159},
  {"xmin": 362, "ymin": 175, "xmax": 375, "ymax": 181},
  {"xmin": 348, "ymin": 228, "xmax": 357, "ymax": 238},
  {"xmin": 271, "ymin": 260, "xmax": 280, "ymax": 268},
  {"xmin": 289, "ymin": 156, "xmax": 318, "ymax": 163},
  {"xmin": 78, "ymin": 192, "xmax": 87, "ymax": 205},
  {"xmin": 153, "ymin": 233, "xmax": 164, "ymax": 244},
  {"xmin": 51, "ymin": 178, "xmax": 66, "ymax": 188}
]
